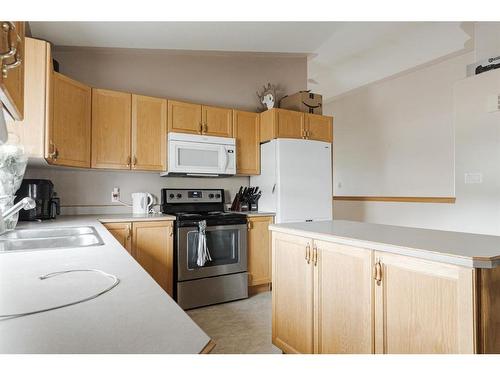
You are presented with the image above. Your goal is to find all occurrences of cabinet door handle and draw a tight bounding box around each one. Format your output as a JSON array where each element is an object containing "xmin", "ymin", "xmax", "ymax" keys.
[
  {"xmin": 247, "ymin": 221, "xmax": 253, "ymax": 231},
  {"xmin": 313, "ymin": 245, "xmax": 318, "ymax": 266},
  {"xmin": 199, "ymin": 121, "xmax": 203, "ymax": 133},
  {"xmin": 305, "ymin": 244, "xmax": 311, "ymax": 264},
  {"xmin": 373, "ymin": 260, "xmax": 382, "ymax": 286},
  {"xmin": 126, "ymin": 156, "xmax": 131, "ymax": 167},
  {"xmin": 0, "ymin": 22, "xmax": 22, "ymax": 79},
  {"xmin": 127, "ymin": 224, "xmax": 132, "ymax": 240},
  {"xmin": 169, "ymin": 226, "xmax": 173, "ymax": 237},
  {"xmin": 203, "ymin": 123, "xmax": 208, "ymax": 133},
  {"xmin": 306, "ymin": 130, "xmax": 311, "ymax": 139},
  {"xmin": 132, "ymin": 156, "xmax": 137, "ymax": 167},
  {"xmin": 48, "ymin": 142, "xmax": 58, "ymax": 161}
]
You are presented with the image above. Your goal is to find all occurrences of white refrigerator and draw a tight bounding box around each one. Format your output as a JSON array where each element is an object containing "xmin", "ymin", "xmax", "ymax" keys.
[{"xmin": 250, "ymin": 139, "xmax": 333, "ymax": 224}]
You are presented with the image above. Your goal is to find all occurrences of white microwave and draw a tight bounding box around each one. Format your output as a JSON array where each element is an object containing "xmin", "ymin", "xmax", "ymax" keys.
[{"xmin": 161, "ymin": 132, "xmax": 236, "ymax": 177}]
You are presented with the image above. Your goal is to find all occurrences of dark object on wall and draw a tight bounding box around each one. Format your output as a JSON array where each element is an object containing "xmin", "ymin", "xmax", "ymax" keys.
[
  {"xmin": 15, "ymin": 179, "xmax": 60, "ymax": 220},
  {"xmin": 52, "ymin": 59, "xmax": 59, "ymax": 73},
  {"xmin": 280, "ymin": 90, "xmax": 322, "ymax": 114},
  {"xmin": 475, "ymin": 62, "xmax": 500, "ymax": 75},
  {"xmin": 466, "ymin": 55, "xmax": 500, "ymax": 77}
]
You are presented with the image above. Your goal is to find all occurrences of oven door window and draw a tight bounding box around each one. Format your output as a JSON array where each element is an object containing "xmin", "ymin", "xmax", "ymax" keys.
[
  {"xmin": 177, "ymin": 223, "xmax": 247, "ymax": 281},
  {"xmin": 186, "ymin": 228, "xmax": 239, "ymax": 269}
]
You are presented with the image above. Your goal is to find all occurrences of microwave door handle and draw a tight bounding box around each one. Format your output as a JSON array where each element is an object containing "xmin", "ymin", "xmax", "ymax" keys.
[{"xmin": 223, "ymin": 147, "xmax": 229, "ymax": 171}]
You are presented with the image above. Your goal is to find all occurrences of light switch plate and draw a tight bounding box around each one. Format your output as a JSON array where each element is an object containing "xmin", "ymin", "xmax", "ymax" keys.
[{"xmin": 465, "ymin": 172, "xmax": 482, "ymax": 184}]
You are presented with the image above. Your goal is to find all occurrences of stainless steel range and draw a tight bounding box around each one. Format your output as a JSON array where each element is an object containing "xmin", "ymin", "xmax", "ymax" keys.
[{"xmin": 161, "ymin": 188, "xmax": 248, "ymax": 309}]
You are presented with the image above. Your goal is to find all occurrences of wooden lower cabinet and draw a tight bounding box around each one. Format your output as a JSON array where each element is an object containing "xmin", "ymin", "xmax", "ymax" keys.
[
  {"xmin": 272, "ymin": 232, "xmax": 314, "ymax": 354},
  {"xmin": 104, "ymin": 220, "xmax": 174, "ymax": 297},
  {"xmin": 374, "ymin": 252, "xmax": 475, "ymax": 354},
  {"xmin": 132, "ymin": 221, "xmax": 174, "ymax": 296},
  {"xmin": 314, "ymin": 241, "xmax": 374, "ymax": 354},
  {"xmin": 271, "ymin": 231, "xmax": 491, "ymax": 354},
  {"xmin": 103, "ymin": 222, "xmax": 132, "ymax": 254},
  {"xmin": 247, "ymin": 216, "xmax": 273, "ymax": 287}
]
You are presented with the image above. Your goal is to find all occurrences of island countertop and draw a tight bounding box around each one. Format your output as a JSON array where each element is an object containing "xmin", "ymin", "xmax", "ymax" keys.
[
  {"xmin": 0, "ymin": 215, "xmax": 211, "ymax": 354},
  {"xmin": 269, "ymin": 220, "xmax": 500, "ymax": 268}
]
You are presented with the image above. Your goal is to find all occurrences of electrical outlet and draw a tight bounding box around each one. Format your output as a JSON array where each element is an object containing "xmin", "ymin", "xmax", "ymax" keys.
[{"xmin": 111, "ymin": 187, "xmax": 120, "ymax": 203}]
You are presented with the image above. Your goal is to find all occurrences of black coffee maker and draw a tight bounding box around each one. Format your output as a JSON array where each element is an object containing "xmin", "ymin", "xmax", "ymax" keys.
[{"xmin": 15, "ymin": 179, "xmax": 60, "ymax": 221}]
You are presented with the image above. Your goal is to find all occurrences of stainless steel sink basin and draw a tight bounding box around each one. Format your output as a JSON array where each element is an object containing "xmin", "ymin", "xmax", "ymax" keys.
[
  {"xmin": 0, "ymin": 226, "xmax": 97, "ymax": 239},
  {"xmin": 0, "ymin": 226, "xmax": 104, "ymax": 252}
]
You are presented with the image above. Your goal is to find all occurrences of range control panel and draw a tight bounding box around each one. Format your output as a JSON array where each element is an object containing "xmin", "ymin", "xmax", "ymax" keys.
[{"xmin": 163, "ymin": 189, "xmax": 224, "ymax": 204}]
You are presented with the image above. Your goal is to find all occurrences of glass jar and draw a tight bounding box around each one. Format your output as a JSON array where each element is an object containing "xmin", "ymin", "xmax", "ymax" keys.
[{"xmin": 0, "ymin": 195, "xmax": 17, "ymax": 231}]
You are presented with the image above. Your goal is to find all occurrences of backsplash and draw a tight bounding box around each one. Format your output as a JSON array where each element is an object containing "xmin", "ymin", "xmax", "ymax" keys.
[{"xmin": 24, "ymin": 166, "xmax": 249, "ymax": 215}]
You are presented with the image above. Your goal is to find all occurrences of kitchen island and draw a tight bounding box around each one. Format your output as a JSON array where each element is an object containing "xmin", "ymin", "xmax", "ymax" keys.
[
  {"xmin": 269, "ymin": 220, "xmax": 500, "ymax": 354},
  {"xmin": 0, "ymin": 215, "xmax": 213, "ymax": 354}
]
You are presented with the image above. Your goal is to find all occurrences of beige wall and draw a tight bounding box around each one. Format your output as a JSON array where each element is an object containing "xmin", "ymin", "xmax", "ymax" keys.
[
  {"xmin": 329, "ymin": 54, "xmax": 500, "ymax": 236},
  {"xmin": 326, "ymin": 51, "xmax": 473, "ymax": 197},
  {"xmin": 24, "ymin": 167, "xmax": 248, "ymax": 215},
  {"xmin": 52, "ymin": 47, "xmax": 307, "ymax": 112},
  {"xmin": 23, "ymin": 47, "xmax": 307, "ymax": 214}
]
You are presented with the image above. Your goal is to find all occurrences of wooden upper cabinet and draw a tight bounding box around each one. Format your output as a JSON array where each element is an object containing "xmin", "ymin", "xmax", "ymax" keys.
[
  {"xmin": 132, "ymin": 221, "xmax": 174, "ymax": 296},
  {"xmin": 305, "ymin": 113, "xmax": 333, "ymax": 142},
  {"xmin": 167, "ymin": 100, "xmax": 202, "ymax": 135},
  {"xmin": 260, "ymin": 108, "xmax": 334, "ymax": 143},
  {"xmin": 49, "ymin": 72, "xmax": 91, "ymax": 167},
  {"xmin": 233, "ymin": 110, "xmax": 260, "ymax": 175},
  {"xmin": 131, "ymin": 94, "xmax": 167, "ymax": 171},
  {"xmin": 272, "ymin": 232, "xmax": 314, "ymax": 354},
  {"xmin": 276, "ymin": 109, "xmax": 304, "ymax": 139},
  {"xmin": 103, "ymin": 222, "xmax": 132, "ymax": 254},
  {"xmin": 0, "ymin": 21, "xmax": 25, "ymax": 121},
  {"xmin": 374, "ymin": 252, "xmax": 475, "ymax": 354},
  {"xmin": 6, "ymin": 37, "xmax": 50, "ymax": 158},
  {"xmin": 202, "ymin": 105, "xmax": 232, "ymax": 137},
  {"xmin": 314, "ymin": 241, "xmax": 374, "ymax": 354},
  {"xmin": 247, "ymin": 216, "xmax": 273, "ymax": 286},
  {"xmin": 92, "ymin": 88, "xmax": 132, "ymax": 169},
  {"xmin": 260, "ymin": 108, "xmax": 304, "ymax": 142}
]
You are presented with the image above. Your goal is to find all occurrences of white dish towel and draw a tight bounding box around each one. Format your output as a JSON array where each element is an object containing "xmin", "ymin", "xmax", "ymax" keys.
[{"xmin": 196, "ymin": 220, "xmax": 212, "ymax": 267}]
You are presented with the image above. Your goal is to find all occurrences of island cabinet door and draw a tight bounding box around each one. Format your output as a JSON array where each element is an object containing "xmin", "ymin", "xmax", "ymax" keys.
[
  {"xmin": 374, "ymin": 252, "xmax": 476, "ymax": 354},
  {"xmin": 313, "ymin": 241, "xmax": 374, "ymax": 354},
  {"xmin": 272, "ymin": 232, "xmax": 314, "ymax": 354}
]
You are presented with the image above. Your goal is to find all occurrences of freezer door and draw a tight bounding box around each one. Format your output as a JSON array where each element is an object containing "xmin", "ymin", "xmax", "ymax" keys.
[
  {"xmin": 249, "ymin": 140, "xmax": 277, "ymax": 213},
  {"xmin": 276, "ymin": 139, "xmax": 332, "ymax": 223}
]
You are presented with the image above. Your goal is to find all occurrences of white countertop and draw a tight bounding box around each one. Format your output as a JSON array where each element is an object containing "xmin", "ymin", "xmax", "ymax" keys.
[
  {"xmin": 269, "ymin": 220, "xmax": 500, "ymax": 268},
  {"xmin": 0, "ymin": 215, "xmax": 211, "ymax": 354}
]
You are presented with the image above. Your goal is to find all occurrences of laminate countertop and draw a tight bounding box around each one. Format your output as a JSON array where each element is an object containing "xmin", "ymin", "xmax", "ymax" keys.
[
  {"xmin": 269, "ymin": 220, "xmax": 500, "ymax": 269},
  {"xmin": 0, "ymin": 215, "xmax": 211, "ymax": 354}
]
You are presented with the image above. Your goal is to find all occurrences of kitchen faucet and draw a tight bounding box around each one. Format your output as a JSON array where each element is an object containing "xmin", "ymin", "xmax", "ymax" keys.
[{"xmin": 0, "ymin": 197, "xmax": 36, "ymax": 235}]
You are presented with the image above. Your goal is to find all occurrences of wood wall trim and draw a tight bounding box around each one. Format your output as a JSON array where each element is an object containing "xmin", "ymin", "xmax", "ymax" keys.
[
  {"xmin": 333, "ymin": 196, "xmax": 456, "ymax": 204},
  {"xmin": 200, "ymin": 339, "xmax": 216, "ymax": 354}
]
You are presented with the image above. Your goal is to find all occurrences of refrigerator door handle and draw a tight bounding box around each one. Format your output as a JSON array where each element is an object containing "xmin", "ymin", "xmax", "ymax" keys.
[{"xmin": 272, "ymin": 183, "xmax": 276, "ymax": 194}]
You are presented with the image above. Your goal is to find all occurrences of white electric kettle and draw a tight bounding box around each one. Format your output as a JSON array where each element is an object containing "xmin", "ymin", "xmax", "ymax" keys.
[{"xmin": 131, "ymin": 192, "xmax": 154, "ymax": 214}]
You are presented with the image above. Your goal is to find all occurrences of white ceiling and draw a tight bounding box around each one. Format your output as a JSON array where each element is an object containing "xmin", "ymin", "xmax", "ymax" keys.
[{"xmin": 30, "ymin": 22, "xmax": 473, "ymax": 101}]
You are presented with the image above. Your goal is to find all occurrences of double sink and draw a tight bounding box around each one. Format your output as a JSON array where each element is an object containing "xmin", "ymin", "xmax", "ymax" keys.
[{"xmin": 0, "ymin": 226, "xmax": 104, "ymax": 252}]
